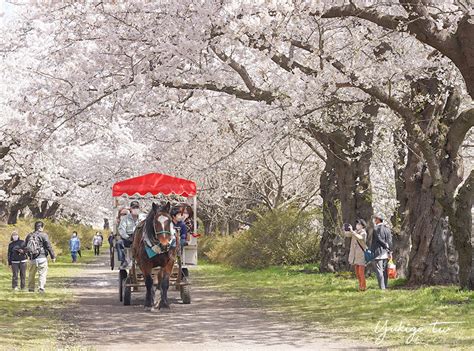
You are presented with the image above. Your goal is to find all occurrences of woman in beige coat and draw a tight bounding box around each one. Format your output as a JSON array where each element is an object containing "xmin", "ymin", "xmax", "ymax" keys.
[{"xmin": 344, "ymin": 219, "xmax": 368, "ymax": 291}]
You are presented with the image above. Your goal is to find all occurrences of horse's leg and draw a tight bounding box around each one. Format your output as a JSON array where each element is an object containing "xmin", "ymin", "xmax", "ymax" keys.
[
  {"xmin": 144, "ymin": 270, "xmax": 154, "ymax": 308},
  {"xmin": 155, "ymin": 269, "xmax": 163, "ymax": 309},
  {"xmin": 159, "ymin": 259, "xmax": 174, "ymax": 310}
]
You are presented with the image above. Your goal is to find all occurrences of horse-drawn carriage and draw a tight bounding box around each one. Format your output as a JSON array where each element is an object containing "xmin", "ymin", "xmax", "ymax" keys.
[{"xmin": 111, "ymin": 173, "xmax": 198, "ymax": 309}]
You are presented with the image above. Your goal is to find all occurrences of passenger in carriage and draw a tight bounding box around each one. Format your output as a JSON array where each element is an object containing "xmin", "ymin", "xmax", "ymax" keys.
[
  {"xmin": 182, "ymin": 204, "xmax": 194, "ymax": 238},
  {"xmin": 170, "ymin": 206, "xmax": 188, "ymax": 248},
  {"xmin": 117, "ymin": 201, "xmax": 143, "ymax": 269}
]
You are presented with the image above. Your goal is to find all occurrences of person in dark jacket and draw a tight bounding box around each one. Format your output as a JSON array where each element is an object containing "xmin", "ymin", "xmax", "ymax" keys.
[
  {"xmin": 8, "ymin": 231, "xmax": 27, "ymax": 290},
  {"xmin": 24, "ymin": 221, "xmax": 56, "ymax": 293},
  {"xmin": 108, "ymin": 231, "xmax": 114, "ymax": 252},
  {"xmin": 171, "ymin": 206, "xmax": 187, "ymax": 249},
  {"xmin": 371, "ymin": 213, "xmax": 393, "ymax": 290}
]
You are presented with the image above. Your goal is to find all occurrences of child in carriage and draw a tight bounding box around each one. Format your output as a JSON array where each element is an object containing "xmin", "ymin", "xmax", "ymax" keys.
[{"xmin": 170, "ymin": 205, "xmax": 188, "ymax": 248}]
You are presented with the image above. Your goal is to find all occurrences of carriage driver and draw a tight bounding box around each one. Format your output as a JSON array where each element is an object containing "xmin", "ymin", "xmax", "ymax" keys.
[{"xmin": 117, "ymin": 200, "xmax": 144, "ymax": 269}]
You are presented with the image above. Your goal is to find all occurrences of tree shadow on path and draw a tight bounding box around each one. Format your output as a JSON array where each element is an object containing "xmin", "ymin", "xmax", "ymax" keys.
[{"xmin": 61, "ymin": 255, "xmax": 381, "ymax": 351}]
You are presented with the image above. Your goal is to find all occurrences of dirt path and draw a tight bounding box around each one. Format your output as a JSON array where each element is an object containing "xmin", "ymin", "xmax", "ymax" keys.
[{"xmin": 66, "ymin": 255, "xmax": 377, "ymax": 350}]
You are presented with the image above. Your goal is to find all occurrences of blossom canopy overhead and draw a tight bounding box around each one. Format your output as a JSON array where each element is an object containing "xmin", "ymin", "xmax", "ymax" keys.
[{"xmin": 112, "ymin": 173, "xmax": 197, "ymax": 198}]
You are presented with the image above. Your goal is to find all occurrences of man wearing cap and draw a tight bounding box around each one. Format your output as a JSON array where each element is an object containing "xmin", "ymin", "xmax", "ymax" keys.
[
  {"xmin": 24, "ymin": 221, "xmax": 56, "ymax": 293},
  {"xmin": 371, "ymin": 213, "xmax": 393, "ymax": 290},
  {"xmin": 117, "ymin": 201, "xmax": 143, "ymax": 269}
]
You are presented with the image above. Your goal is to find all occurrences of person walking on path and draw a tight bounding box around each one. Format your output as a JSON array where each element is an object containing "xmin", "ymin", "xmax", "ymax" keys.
[
  {"xmin": 92, "ymin": 232, "xmax": 103, "ymax": 256},
  {"xmin": 371, "ymin": 213, "xmax": 393, "ymax": 290},
  {"xmin": 70, "ymin": 232, "xmax": 81, "ymax": 263},
  {"xmin": 108, "ymin": 232, "xmax": 114, "ymax": 252},
  {"xmin": 24, "ymin": 221, "xmax": 56, "ymax": 293},
  {"xmin": 8, "ymin": 231, "xmax": 27, "ymax": 291},
  {"xmin": 344, "ymin": 219, "xmax": 368, "ymax": 291}
]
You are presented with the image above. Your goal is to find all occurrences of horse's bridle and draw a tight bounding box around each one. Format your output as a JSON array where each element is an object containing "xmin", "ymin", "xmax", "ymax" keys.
[{"xmin": 153, "ymin": 217, "xmax": 175, "ymax": 250}]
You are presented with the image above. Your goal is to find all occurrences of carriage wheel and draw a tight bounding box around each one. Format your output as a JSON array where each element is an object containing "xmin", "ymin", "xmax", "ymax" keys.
[
  {"xmin": 119, "ymin": 270, "xmax": 127, "ymax": 302},
  {"xmin": 123, "ymin": 277, "xmax": 132, "ymax": 306},
  {"xmin": 110, "ymin": 247, "xmax": 115, "ymax": 271},
  {"xmin": 180, "ymin": 284, "xmax": 191, "ymax": 304}
]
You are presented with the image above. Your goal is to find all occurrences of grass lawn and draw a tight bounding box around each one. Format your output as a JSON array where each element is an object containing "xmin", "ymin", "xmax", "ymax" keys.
[
  {"xmin": 195, "ymin": 262, "xmax": 474, "ymax": 350},
  {"xmin": 0, "ymin": 251, "xmax": 96, "ymax": 351}
]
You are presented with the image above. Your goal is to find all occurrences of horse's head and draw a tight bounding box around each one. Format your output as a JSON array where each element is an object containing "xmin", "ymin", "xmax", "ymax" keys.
[{"xmin": 150, "ymin": 201, "xmax": 174, "ymax": 249}]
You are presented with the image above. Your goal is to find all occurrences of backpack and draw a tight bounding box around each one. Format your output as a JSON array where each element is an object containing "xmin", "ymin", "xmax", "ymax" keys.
[{"xmin": 26, "ymin": 231, "xmax": 43, "ymax": 259}]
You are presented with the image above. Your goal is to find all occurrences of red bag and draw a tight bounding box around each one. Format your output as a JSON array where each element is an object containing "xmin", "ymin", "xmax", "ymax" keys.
[{"xmin": 388, "ymin": 259, "xmax": 397, "ymax": 279}]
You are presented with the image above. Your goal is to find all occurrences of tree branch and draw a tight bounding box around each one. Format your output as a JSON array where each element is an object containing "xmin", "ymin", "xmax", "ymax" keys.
[
  {"xmin": 321, "ymin": 1, "xmax": 458, "ymax": 61},
  {"xmin": 321, "ymin": 3, "xmax": 404, "ymax": 31},
  {"xmin": 297, "ymin": 136, "xmax": 327, "ymax": 162},
  {"xmin": 244, "ymin": 35, "xmax": 318, "ymax": 77},
  {"xmin": 157, "ymin": 80, "xmax": 276, "ymax": 104},
  {"xmin": 446, "ymin": 107, "xmax": 474, "ymax": 158},
  {"xmin": 327, "ymin": 56, "xmax": 444, "ymax": 196},
  {"xmin": 210, "ymin": 45, "xmax": 259, "ymax": 95}
]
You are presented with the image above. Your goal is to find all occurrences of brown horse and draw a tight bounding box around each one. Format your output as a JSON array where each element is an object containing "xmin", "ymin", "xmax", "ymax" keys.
[{"xmin": 132, "ymin": 202, "xmax": 178, "ymax": 310}]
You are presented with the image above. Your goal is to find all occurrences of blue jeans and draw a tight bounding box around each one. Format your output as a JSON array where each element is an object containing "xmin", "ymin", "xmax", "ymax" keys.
[
  {"xmin": 71, "ymin": 251, "xmax": 78, "ymax": 263},
  {"xmin": 116, "ymin": 238, "xmax": 133, "ymax": 264}
]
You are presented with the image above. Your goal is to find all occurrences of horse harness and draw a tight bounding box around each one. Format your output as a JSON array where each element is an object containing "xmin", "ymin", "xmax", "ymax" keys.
[{"xmin": 142, "ymin": 216, "xmax": 177, "ymax": 255}]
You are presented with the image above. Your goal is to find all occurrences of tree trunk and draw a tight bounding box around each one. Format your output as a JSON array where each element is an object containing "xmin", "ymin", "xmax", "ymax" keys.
[
  {"xmin": 401, "ymin": 146, "xmax": 459, "ymax": 285},
  {"xmin": 201, "ymin": 217, "xmax": 214, "ymax": 235},
  {"xmin": 451, "ymin": 170, "xmax": 474, "ymax": 289},
  {"xmin": 317, "ymin": 105, "xmax": 376, "ymax": 273},
  {"xmin": 391, "ymin": 130, "xmax": 411, "ymax": 278},
  {"xmin": 0, "ymin": 201, "xmax": 8, "ymax": 223},
  {"xmin": 28, "ymin": 203, "xmax": 42, "ymax": 218},
  {"xmin": 319, "ymin": 154, "xmax": 347, "ymax": 272},
  {"xmin": 0, "ymin": 174, "xmax": 21, "ymax": 223},
  {"xmin": 452, "ymin": 14, "xmax": 474, "ymax": 100},
  {"xmin": 44, "ymin": 201, "xmax": 60, "ymax": 219},
  {"xmin": 343, "ymin": 106, "xmax": 375, "ymax": 239},
  {"xmin": 103, "ymin": 218, "xmax": 110, "ymax": 230},
  {"xmin": 7, "ymin": 191, "xmax": 37, "ymax": 225},
  {"xmin": 40, "ymin": 200, "xmax": 48, "ymax": 217}
]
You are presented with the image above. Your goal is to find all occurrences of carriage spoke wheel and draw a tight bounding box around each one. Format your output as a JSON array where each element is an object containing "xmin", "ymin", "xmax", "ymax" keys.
[
  {"xmin": 180, "ymin": 283, "xmax": 191, "ymax": 304},
  {"xmin": 119, "ymin": 270, "xmax": 127, "ymax": 302},
  {"xmin": 110, "ymin": 248, "xmax": 115, "ymax": 271},
  {"xmin": 123, "ymin": 277, "xmax": 132, "ymax": 306}
]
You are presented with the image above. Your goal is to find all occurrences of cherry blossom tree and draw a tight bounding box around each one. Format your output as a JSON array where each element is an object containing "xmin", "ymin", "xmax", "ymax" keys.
[{"xmin": 2, "ymin": 1, "xmax": 472, "ymax": 288}]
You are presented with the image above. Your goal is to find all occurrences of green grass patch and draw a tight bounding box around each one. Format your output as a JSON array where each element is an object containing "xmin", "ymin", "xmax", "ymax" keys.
[
  {"xmin": 0, "ymin": 238, "xmax": 97, "ymax": 350},
  {"xmin": 0, "ymin": 218, "xmax": 107, "ymax": 264},
  {"xmin": 195, "ymin": 262, "xmax": 474, "ymax": 350}
]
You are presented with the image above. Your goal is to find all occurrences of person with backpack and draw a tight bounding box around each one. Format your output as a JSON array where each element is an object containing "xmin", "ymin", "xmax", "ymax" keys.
[
  {"xmin": 8, "ymin": 231, "xmax": 27, "ymax": 291},
  {"xmin": 344, "ymin": 219, "xmax": 368, "ymax": 291},
  {"xmin": 69, "ymin": 232, "xmax": 81, "ymax": 263},
  {"xmin": 371, "ymin": 213, "xmax": 393, "ymax": 290},
  {"xmin": 92, "ymin": 232, "xmax": 103, "ymax": 256},
  {"xmin": 24, "ymin": 221, "xmax": 56, "ymax": 293}
]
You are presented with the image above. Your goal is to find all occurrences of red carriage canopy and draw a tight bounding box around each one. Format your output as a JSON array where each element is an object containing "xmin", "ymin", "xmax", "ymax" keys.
[{"xmin": 112, "ymin": 173, "xmax": 197, "ymax": 198}]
